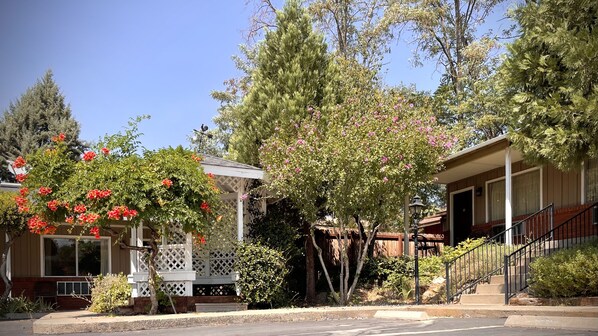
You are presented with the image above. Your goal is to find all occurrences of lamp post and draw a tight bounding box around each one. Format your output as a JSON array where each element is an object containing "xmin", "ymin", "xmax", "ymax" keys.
[{"xmin": 409, "ymin": 195, "xmax": 425, "ymax": 305}]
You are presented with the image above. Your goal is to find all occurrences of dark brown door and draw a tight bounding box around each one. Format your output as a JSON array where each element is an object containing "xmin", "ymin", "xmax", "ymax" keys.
[{"xmin": 452, "ymin": 189, "xmax": 473, "ymax": 246}]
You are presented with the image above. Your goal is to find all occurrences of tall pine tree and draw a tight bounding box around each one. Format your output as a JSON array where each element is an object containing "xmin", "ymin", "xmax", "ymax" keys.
[
  {"xmin": 229, "ymin": 0, "xmax": 337, "ymax": 166},
  {"xmin": 499, "ymin": 0, "xmax": 598, "ymax": 170},
  {"xmin": 0, "ymin": 70, "xmax": 84, "ymax": 167}
]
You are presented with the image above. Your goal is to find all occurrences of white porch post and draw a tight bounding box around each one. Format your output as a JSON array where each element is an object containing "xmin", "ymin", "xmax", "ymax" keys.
[
  {"xmin": 129, "ymin": 224, "xmax": 144, "ymax": 297},
  {"xmin": 185, "ymin": 232, "xmax": 194, "ymax": 296},
  {"xmin": 505, "ymin": 147, "xmax": 513, "ymax": 246},
  {"xmin": 237, "ymin": 192, "xmax": 244, "ymax": 242}
]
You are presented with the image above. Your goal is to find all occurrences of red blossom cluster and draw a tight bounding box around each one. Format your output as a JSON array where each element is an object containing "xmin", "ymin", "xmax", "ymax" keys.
[
  {"xmin": 161, "ymin": 179, "xmax": 173, "ymax": 188},
  {"xmin": 15, "ymin": 196, "xmax": 29, "ymax": 213},
  {"xmin": 74, "ymin": 204, "xmax": 87, "ymax": 213},
  {"xmin": 83, "ymin": 151, "xmax": 96, "ymax": 161},
  {"xmin": 12, "ymin": 156, "xmax": 26, "ymax": 169},
  {"xmin": 107, "ymin": 205, "xmax": 138, "ymax": 220},
  {"xmin": 51, "ymin": 133, "xmax": 66, "ymax": 143},
  {"xmin": 191, "ymin": 154, "xmax": 203, "ymax": 162},
  {"xmin": 79, "ymin": 213, "xmax": 100, "ymax": 224},
  {"xmin": 86, "ymin": 189, "xmax": 112, "ymax": 200},
  {"xmin": 101, "ymin": 147, "xmax": 110, "ymax": 155},
  {"xmin": 28, "ymin": 216, "xmax": 56, "ymax": 235},
  {"xmin": 38, "ymin": 187, "xmax": 52, "ymax": 196},
  {"xmin": 15, "ymin": 174, "xmax": 28, "ymax": 182},
  {"xmin": 19, "ymin": 188, "xmax": 29, "ymax": 196},
  {"xmin": 206, "ymin": 173, "xmax": 215, "ymax": 179},
  {"xmin": 200, "ymin": 201, "xmax": 211, "ymax": 213},
  {"xmin": 195, "ymin": 233, "xmax": 206, "ymax": 245},
  {"xmin": 65, "ymin": 216, "xmax": 74, "ymax": 224},
  {"xmin": 47, "ymin": 200, "xmax": 60, "ymax": 212},
  {"xmin": 89, "ymin": 226, "xmax": 100, "ymax": 239}
]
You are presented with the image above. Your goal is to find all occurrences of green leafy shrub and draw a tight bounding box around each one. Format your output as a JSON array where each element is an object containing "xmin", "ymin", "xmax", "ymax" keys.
[
  {"xmin": 440, "ymin": 238, "xmax": 486, "ymax": 262},
  {"xmin": 235, "ymin": 243, "xmax": 289, "ymax": 307},
  {"xmin": 418, "ymin": 255, "xmax": 444, "ymax": 286},
  {"xmin": 89, "ymin": 273, "xmax": 131, "ymax": 313},
  {"xmin": 0, "ymin": 295, "xmax": 55, "ymax": 315},
  {"xmin": 529, "ymin": 240, "xmax": 598, "ymax": 298}
]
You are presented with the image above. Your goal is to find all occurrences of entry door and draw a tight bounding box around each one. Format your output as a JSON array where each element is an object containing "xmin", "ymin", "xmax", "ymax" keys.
[{"xmin": 452, "ymin": 189, "xmax": 473, "ymax": 246}]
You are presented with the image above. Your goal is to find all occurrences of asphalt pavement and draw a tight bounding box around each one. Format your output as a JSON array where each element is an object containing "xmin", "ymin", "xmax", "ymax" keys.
[{"xmin": 1, "ymin": 304, "xmax": 597, "ymax": 335}]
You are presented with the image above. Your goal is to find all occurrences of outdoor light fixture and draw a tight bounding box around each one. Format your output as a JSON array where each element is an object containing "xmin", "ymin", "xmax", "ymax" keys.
[{"xmin": 409, "ymin": 195, "xmax": 425, "ymax": 305}]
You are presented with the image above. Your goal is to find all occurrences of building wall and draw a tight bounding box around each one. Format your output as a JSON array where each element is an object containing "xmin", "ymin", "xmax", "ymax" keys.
[
  {"xmin": 447, "ymin": 160, "xmax": 583, "ymax": 234},
  {"xmin": 10, "ymin": 225, "xmax": 131, "ymax": 277}
]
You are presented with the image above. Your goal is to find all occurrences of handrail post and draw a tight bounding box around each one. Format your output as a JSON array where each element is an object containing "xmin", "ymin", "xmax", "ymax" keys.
[
  {"xmin": 550, "ymin": 204, "xmax": 554, "ymax": 240},
  {"xmin": 445, "ymin": 262, "xmax": 450, "ymax": 304},
  {"xmin": 504, "ymin": 255, "xmax": 509, "ymax": 305}
]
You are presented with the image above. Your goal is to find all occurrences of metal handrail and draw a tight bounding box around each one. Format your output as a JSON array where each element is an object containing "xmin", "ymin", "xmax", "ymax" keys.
[
  {"xmin": 445, "ymin": 204, "xmax": 554, "ymax": 303},
  {"xmin": 504, "ymin": 202, "xmax": 598, "ymax": 304}
]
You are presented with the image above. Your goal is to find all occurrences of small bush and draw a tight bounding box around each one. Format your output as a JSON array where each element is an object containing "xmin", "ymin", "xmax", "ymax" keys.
[
  {"xmin": 234, "ymin": 242, "xmax": 289, "ymax": 307},
  {"xmin": 89, "ymin": 273, "xmax": 131, "ymax": 313},
  {"xmin": 0, "ymin": 295, "xmax": 55, "ymax": 315},
  {"xmin": 529, "ymin": 239, "xmax": 598, "ymax": 298}
]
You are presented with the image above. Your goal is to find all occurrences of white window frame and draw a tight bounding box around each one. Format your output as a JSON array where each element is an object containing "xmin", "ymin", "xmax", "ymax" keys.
[
  {"xmin": 40, "ymin": 235, "xmax": 112, "ymax": 277},
  {"xmin": 449, "ymin": 186, "xmax": 475, "ymax": 247},
  {"xmin": 485, "ymin": 166, "xmax": 543, "ymax": 223}
]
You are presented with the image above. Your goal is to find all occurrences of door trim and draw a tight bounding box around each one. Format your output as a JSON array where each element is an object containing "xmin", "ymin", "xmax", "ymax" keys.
[{"xmin": 449, "ymin": 186, "xmax": 475, "ymax": 246}]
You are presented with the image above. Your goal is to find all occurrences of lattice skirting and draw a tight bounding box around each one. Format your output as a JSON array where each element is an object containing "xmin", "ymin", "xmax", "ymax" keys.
[
  {"xmin": 193, "ymin": 284, "xmax": 236, "ymax": 296},
  {"xmin": 137, "ymin": 281, "xmax": 192, "ymax": 297}
]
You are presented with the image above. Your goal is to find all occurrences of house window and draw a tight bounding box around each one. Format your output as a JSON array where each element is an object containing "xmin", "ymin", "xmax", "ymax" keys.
[
  {"xmin": 43, "ymin": 237, "xmax": 109, "ymax": 276},
  {"xmin": 487, "ymin": 169, "xmax": 541, "ymax": 221},
  {"xmin": 586, "ymin": 158, "xmax": 598, "ymax": 203}
]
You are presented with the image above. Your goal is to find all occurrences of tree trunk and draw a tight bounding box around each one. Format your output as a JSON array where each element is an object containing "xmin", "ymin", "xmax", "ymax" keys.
[
  {"xmin": 347, "ymin": 224, "xmax": 380, "ymax": 301},
  {"xmin": 310, "ymin": 227, "xmax": 340, "ymax": 304},
  {"xmin": 147, "ymin": 240, "xmax": 160, "ymax": 315},
  {"xmin": 0, "ymin": 238, "xmax": 14, "ymax": 302},
  {"xmin": 304, "ymin": 222, "xmax": 316, "ymax": 304}
]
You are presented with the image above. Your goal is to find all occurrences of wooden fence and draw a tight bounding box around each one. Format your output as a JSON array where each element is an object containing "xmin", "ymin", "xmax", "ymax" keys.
[{"xmin": 315, "ymin": 228, "xmax": 444, "ymax": 267}]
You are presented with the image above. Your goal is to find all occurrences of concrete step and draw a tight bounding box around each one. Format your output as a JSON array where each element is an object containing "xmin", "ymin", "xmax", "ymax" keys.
[
  {"xmin": 195, "ymin": 302, "xmax": 248, "ymax": 312},
  {"xmin": 460, "ymin": 294, "xmax": 504, "ymax": 305},
  {"xmin": 490, "ymin": 275, "xmax": 505, "ymax": 284},
  {"xmin": 476, "ymin": 283, "xmax": 505, "ymax": 294}
]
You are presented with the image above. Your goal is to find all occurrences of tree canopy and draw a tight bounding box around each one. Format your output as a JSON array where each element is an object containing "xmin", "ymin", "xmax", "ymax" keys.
[
  {"xmin": 19, "ymin": 118, "xmax": 221, "ymax": 314},
  {"xmin": 260, "ymin": 89, "xmax": 453, "ymax": 304},
  {"xmin": 229, "ymin": 0, "xmax": 337, "ymax": 165},
  {"xmin": 0, "ymin": 70, "xmax": 84, "ymax": 162},
  {"xmin": 499, "ymin": 0, "xmax": 598, "ymax": 170}
]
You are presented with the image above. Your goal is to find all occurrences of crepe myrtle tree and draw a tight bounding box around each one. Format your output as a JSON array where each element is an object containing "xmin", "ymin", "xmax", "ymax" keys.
[
  {"xmin": 260, "ymin": 91, "xmax": 454, "ymax": 305},
  {"xmin": 16, "ymin": 118, "xmax": 222, "ymax": 315}
]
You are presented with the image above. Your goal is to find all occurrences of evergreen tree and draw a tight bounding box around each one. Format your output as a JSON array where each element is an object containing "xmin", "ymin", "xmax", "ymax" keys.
[
  {"xmin": 229, "ymin": 0, "xmax": 337, "ymax": 165},
  {"xmin": 0, "ymin": 70, "xmax": 84, "ymax": 166},
  {"xmin": 499, "ymin": 0, "xmax": 598, "ymax": 170}
]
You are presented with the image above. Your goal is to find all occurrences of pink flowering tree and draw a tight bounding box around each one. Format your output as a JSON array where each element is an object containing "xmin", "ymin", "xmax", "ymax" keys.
[
  {"xmin": 18, "ymin": 118, "xmax": 221, "ymax": 314},
  {"xmin": 260, "ymin": 92, "xmax": 454, "ymax": 305}
]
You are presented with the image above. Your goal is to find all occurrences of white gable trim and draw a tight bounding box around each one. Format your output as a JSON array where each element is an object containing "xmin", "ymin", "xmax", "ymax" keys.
[{"xmin": 202, "ymin": 164, "xmax": 264, "ymax": 179}]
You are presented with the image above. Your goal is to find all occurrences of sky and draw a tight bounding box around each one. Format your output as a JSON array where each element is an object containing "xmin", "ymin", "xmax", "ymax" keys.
[{"xmin": 0, "ymin": 0, "xmax": 515, "ymax": 151}]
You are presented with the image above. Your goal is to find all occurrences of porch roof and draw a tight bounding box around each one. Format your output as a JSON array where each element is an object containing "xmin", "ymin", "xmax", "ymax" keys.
[
  {"xmin": 201, "ymin": 155, "xmax": 264, "ymax": 180},
  {"xmin": 434, "ymin": 135, "xmax": 523, "ymax": 184}
]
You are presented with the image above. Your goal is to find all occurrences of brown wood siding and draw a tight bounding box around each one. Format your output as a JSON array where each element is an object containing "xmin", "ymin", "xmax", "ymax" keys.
[
  {"xmin": 447, "ymin": 160, "xmax": 582, "ymax": 230},
  {"xmin": 543, "ymin": 165, "xmax": 581, "ymax": 208},
  {"xmin": 10, "ymin": 225, "xmax": 130, "ymax": 277}
]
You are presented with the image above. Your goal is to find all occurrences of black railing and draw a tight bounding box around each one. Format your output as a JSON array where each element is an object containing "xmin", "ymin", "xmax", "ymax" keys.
[
  {"xmin": 504, "ymin": 202, "xmax": 598, "ymax": 304},
  {"xmin": 445, "ymin": 204, "xmax": 554, "ymax": 303}
]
